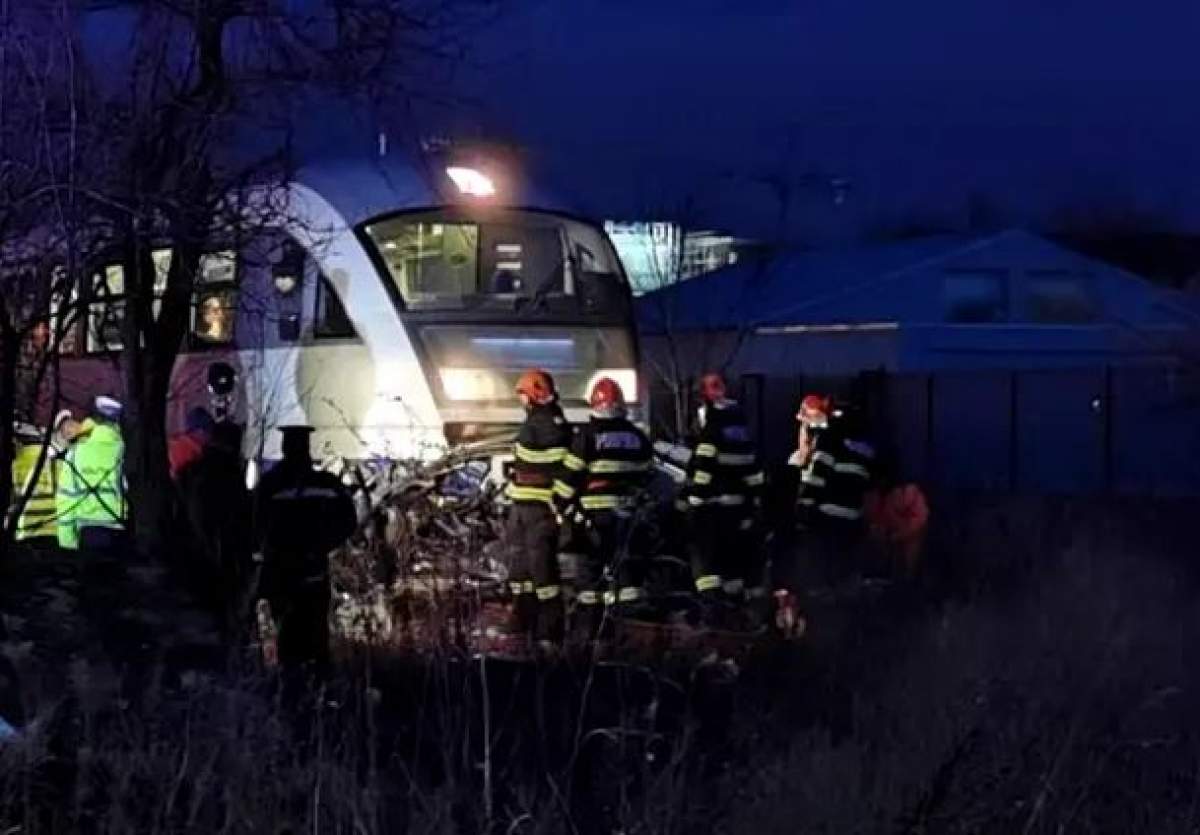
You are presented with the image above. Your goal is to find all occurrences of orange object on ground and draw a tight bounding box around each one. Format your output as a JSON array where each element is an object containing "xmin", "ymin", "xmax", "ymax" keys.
[{"xmin": 865, "ymin": 483, "xmax": 930, "ymax": 573}]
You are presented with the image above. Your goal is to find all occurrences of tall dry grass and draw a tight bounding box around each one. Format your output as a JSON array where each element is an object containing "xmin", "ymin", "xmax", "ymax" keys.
[{"xmin": 2, "ymin": 495, "xmax": 1199, "ymax": 833}]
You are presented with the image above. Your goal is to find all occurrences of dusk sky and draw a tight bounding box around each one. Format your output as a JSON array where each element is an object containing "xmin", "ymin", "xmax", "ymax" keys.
[{"xmin": 460, "ymin": 0, "xmax": 1200, "ymax": 240}]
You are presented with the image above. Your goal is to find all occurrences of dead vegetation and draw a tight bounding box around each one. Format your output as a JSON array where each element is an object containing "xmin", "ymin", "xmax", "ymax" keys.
[{"xmin": 2, "ymin": 494, "xmax": 1200, "ymax": 833}]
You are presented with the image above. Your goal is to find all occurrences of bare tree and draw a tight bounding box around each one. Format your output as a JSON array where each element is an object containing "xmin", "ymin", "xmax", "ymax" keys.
[
  {"xmin": 631, "ymin": 194, "xmax": 774, "ymax": 439},
  {"xmin": 17, "ymin": 0, "xmax": 501, "ymax": 555},
  {"xmin": 0, "ymin": 0, "xmax": 90, "ymax": 560},
  {"xmin": 625, "ymin": 209, "xmax": 737, "ymax": 438}
]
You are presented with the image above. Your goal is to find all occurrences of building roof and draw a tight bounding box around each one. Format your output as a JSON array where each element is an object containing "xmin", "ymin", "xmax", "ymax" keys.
[
  {"xmin": 636, "ymin": 234, "xmax": 972, "ymax": 332},
  {"xmin": 636, "ymin": 229, "xmax": 1191, "ymax": 334}
]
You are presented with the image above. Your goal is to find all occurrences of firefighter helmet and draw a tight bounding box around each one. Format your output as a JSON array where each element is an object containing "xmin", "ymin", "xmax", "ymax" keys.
[
  {"xmin": 796, "ymin": 394, "xmax": 831, "ymax": 426},
  {"xmin": 698, "ymin": 372, "xmax": 726, "ymax": 404},
  {"xmin": 515, "ymin": 368, "xmax": 557, "ymax": 405},
  {"xmin": 589, "ymin": 376, "xmax": 626, "ymax": 416}
]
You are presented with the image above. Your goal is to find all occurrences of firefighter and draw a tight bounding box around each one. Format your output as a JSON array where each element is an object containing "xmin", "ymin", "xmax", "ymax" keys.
[
  {"xmin": 9, "ymin": 421, "xmax": 59, "ymax": 545},
  {"xmin": 56, "ymin": 396, "xmax": 127, "ymax": 555},
  {"xmin": 553, "ymin": 377, "xmax": 654, "ymax": 643},
  {"xmin": 505, "ymin": 369, "xmax": 571, "ymax": 648},
  {"xmin": 252, "ymin": 425, "xmax": 356, "ymax": 681},
  {"xmin": 791, "ymin": 395, "xmax": 875, "ymax": 586},
  {"xmin": 682, "ymin": 373, "xmax": 766, "ymax": 624}
]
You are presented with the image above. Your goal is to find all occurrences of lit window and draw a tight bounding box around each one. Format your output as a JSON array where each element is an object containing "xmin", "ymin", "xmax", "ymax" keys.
[
  {"xmin": 151, "ymin": 248, "xmax": 171, "ymax": 320},
  {"xmin": 366, "ymin": 220, "xmax": 479, "ymax": 308},
  {"xmin": 199, "ymin": 251, "xmax": 237, "ymax": 284},
  {"xmin": 192, "ymin": 250, "xmax": 238, "ymax": 344},
  {"xmin": 87, "ymin": 264, "xmax": 126, "ymax": 352},
  {"xmin": 48, "ymin": 266, "xmax": 80, "ymax": 355},
  {"xmin": 365, "ymin": 211, "xmax": 625, "ymax": 309},
  {"xmin": 194, "ymin": 288, "xmax": 236, "ymax": 344}
]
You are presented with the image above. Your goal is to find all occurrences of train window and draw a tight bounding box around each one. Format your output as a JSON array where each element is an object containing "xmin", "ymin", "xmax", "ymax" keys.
[
  {"xmin": 150, "ymin": 248, "xmax": 171, "ymax": 320},
  {"xmin": 314, "ymin": 274, "xmax": 356, "ymax": 339},
  {"xmin": 368, "ymin": 221, "xmax": 480, "ymax": 309},
  {"xmin": 87, "ymin": 264, "xmax": 126, "ymax": 352},
  {"xmin": 480, "ymin": 224, "xmax": 564, "ymax": 297},
  {"xmin": 365, "ymin": 211, "xmax": 631, "ymax": 313},
  {"xmin": 194, "ymin": 289, "xmax": 237, "ymax": 343},
  {"xmin": 192, "ymin": 251, "xmax": 238, "ymax": 344},
  {"xmin": 49, "ymin": 267, "xmax": 81, "ymax": 355}
]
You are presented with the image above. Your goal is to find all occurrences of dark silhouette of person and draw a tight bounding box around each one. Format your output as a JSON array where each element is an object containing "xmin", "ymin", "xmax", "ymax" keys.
[
  {"xmin": 173, "ymin": 408, "xmax": 252, "ymax": 646},
  {"xmin": 252, "ymin": 426, "xmax": 356, "ymax": 684}
]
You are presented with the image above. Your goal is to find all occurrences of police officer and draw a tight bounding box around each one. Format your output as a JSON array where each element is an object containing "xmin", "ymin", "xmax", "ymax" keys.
[
  {"xmin": 9, "ymin": 421, "xmax": 58, "ymax": 545},
  {"xmin": 253, "ymin": 425, "xmax": 356, "ymax": 680},
  {"xmin": 553, "ymin": 377, "xmax": 654, "ymax": 642},
  {"xmin": 506, "ymin": 369, "xmax": 571, "ymax": 648},
  {"xmin": 56, "ymin": 396, "xmax": 127, "ymax": 555},
  {"xmin": 683, "ymin": 373, "xmax": 766, "ymax": 623}
]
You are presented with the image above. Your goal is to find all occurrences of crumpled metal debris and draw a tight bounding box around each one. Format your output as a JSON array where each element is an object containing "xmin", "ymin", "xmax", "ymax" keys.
[{"xmin": 329, "ymin": 440, "xmax": 512, "ymax": 652}]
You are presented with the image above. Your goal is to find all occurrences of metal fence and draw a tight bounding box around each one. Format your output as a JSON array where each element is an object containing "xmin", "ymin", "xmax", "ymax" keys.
[{"xmin": 656, "ymin": 365, "xmax": 1200, "ymax": 496}]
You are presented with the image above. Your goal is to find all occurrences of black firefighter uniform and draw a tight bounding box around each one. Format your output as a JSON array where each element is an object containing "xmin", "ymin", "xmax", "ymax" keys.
[
  {"xmin": 683, "ymin": 400, "xmax": 767, "ymax": 601},
  {"xmin": 506, "ymin": 400, "xmax": 572, "ymax": 640}
]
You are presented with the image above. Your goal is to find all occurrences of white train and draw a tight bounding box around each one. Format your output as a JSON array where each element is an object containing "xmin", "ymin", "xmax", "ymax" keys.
[{"xmin": 55, "ymin": 148, "xmax": 642, "ymax": 468}]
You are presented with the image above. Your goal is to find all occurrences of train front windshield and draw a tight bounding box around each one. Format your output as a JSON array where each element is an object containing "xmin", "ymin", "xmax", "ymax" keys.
[{"xmin": 361, "ymin": 208, "xmax": 639, "ymax": 418}]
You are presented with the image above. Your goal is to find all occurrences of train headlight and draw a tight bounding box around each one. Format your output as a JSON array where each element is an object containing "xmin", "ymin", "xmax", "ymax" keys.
[
  {"xmin": 587, "ymin": 369, "xmax": 638, "ymax": 403},
  {"xmin": 446, "ymin": 166, "xmax": 496, "ymax": 198},
  {"xmin": 439, "ymin": 367, "xmax": 504, "ymax": 401}
]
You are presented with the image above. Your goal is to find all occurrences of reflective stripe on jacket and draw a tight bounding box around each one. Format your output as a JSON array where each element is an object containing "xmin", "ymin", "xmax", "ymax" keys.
[
  {"xmin": 10, "ymin": 442, "xmax": 58, "ymax": 540},
  {"xmin": 553, "ymin": 415, "xmax": 652, "ymax": 513},
  {"xmin": 56, "ymin": 422, "xmax": 126, "ymax": 550},
  {"xmin": 684, "ymin": 400, "xmax": 763, "ymax": 508},
  {"xmin": 506, "ymin": 401, "xmax": 570, "ymax": 505},
  {"xmin": 798, "ymin": 427, "xmax": 874, "ymax": 526}
]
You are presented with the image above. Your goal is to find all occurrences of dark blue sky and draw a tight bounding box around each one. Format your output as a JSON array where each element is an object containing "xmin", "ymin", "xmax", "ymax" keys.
[{"xmin": 459, "ymin": 0, "xmax": 1200, "ymax": 240}]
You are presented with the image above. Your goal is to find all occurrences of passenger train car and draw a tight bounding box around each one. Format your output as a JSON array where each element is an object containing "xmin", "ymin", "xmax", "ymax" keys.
[{"xmin": 51, "ymin": 147, "xmax": 642, "ymax": 468}]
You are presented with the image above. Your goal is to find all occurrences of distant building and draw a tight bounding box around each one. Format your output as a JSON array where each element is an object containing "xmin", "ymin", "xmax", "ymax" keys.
[
  {"xmin": 637, "ymin": 229, "xmax": 1200, "ymax": 494},
  {"xmin": 604, "ymin": 221, "xmax": 751, "ymax": 295}
]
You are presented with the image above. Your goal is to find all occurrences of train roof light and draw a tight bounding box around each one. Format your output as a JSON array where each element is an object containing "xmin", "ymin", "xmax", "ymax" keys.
[{"xmin": 446, "ymin": 166, "xmax": 496, "ymax": 197}]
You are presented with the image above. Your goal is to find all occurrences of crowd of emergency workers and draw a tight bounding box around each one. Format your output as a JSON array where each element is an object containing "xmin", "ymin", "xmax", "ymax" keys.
[
  {"xmin": 6, "ymin": 363, "xmax": 930, "ymax": 674},
  {"xmin": 499, "ymin": 367, "xmax": 931, "ymax": 655}
]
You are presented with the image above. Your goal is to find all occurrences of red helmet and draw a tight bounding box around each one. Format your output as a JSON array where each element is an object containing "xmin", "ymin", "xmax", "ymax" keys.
[
  {"xmin": 796, "ymin": 394, "xmax": 831, "ymax": 425},
  {"xmin": 589, "ymin": 377, "xmax": 626, "ymax": 414},
  {"xmin": 515, "ymin": 368, "xmax": 556, "ymax": 405},
  {"xmin": 698, "ymin": 372, "xmax": 726, "ymax": 404}
]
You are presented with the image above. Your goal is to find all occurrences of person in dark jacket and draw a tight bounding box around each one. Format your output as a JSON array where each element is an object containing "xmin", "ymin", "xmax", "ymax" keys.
[
  {"xmin": 174, "ymin": 407, "xmax": 252, "ymax": 644},
  {"xmin": 253, "ymin": 425, "xmax": 356, "ymax": 681},
  {"xmin": 169, "ymin": 407, "xmax": 214, "ymax": 481},
  {"xmin": 553, "ymin": 377, "xmax": 654, "ymax": 642},
  {"xmin": 682, "ymin": 373, "xmax": 766, "ymax": 622},
  {"xmin": 505, "ymin": 369, "xmax": 571, "ymax": 647}
]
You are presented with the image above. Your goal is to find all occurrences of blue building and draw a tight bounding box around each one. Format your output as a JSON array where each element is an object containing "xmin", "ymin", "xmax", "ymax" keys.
[{"xmin": 637, "ymin": 230, "xmax": 1200, "ymax": 495}]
